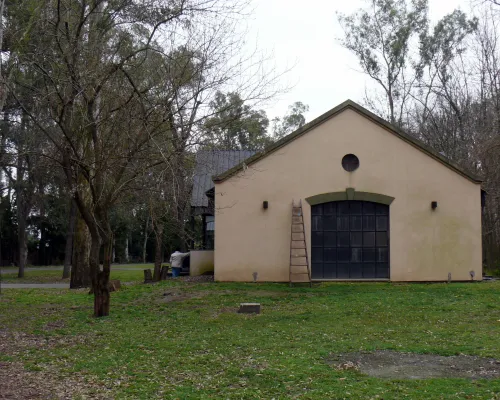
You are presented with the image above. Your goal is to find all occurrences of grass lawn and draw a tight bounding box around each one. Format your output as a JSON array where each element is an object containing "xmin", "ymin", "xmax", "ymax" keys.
[
  {"xmin": 1, "ymin": 281, "xmax": 500, "ymax": 399},
  {"xmin": 0, "ymin": 264, "xmax": 150, "ymax": 283}
]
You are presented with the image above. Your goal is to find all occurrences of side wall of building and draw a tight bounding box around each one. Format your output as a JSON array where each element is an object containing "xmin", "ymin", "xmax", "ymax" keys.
[
  {"xmin": 190, "ymin": 250, "xmax": 214, "ymax": 276},
  {"xmin": 214, "ymin": 109, "xmax": 482, "ymax": 282}
]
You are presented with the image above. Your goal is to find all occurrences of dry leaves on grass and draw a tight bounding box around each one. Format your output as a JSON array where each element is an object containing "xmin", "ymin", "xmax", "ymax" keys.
[
  {"xmin": 0, "ymin": 329, "xmax": 90, "ymax": 358},
  {"xmin": 0, "ymin": 361, "xmax": 111, "ymax": 400},
  {"xmin": 334, "ymin": 361, "xmax": 360, "ymax": 371},
  {"xmin": 0, "ymin": 329, "xmax": 111, "ymax": 399}
]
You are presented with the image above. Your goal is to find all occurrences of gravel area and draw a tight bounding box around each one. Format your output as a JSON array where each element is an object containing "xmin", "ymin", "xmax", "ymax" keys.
[
  {"xmin": 180, "ymin": 274, "xmax": 214, "ymax": 283},
  {"xmin": 329, "ymin": 350, "xmax": 500, "ymax": 379}
]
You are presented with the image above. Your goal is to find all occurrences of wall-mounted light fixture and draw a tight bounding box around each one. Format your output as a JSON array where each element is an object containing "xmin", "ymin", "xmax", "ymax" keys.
[
  {"xmin": 431, "ymin": 201, "xmax": 438, "ymax": 210},
  {"xmin": 263, "ymin": 201, "xmax": 269, "ymax": 210}
]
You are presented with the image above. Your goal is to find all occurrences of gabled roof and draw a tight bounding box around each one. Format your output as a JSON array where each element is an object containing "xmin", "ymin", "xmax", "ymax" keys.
[
  {"xmin": 191, "ymin": 150, "xmax": 256, "ymax": 208},
  {"xmin": 213, "ymin": 100, "xmax": 482, "ymax": 184}
]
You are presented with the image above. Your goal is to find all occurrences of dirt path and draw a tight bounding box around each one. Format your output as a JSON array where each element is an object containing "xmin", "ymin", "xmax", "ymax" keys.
[
  {"xmin": 0, "ymin": 283, "xmax": 70, "ymax": 289},
  {"xmin": 0, "ymin": 265, "xmax": 147, "ymax": 274}
]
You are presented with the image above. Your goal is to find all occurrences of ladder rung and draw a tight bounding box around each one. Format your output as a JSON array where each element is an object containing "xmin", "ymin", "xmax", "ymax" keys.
[
  {"xmin": 290, "ymin": 266, "xmax": 308, "ymax": 272},
  {"xmin": 291, "ymin": 225, "xmax": 304, "ymax": 233}
]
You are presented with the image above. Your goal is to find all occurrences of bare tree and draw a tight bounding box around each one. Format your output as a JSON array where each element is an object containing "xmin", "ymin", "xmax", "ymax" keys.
[
  {"xmin": 474, "ymin": 5, "xmax": 500, "ymax": 271},
  {"xmin": 338, "ymin": 0, "xmax": 428, "ymax": 125},
  {"xmin": 2, "ymin": 115, "xmax": 48, "ymax": 277},
  {"xmin": 9, "ymin": 0, "xmax": 210, "ymax": 314},
  {"xmin": 9, "ymin": 0, "xmax": 285, "ymax": 316},
  {"xmin": 340, "ymin": 0, "xmax": 500, "ymax": 271}
]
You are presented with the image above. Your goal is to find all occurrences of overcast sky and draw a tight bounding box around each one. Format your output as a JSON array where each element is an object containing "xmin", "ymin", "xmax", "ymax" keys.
[{"xmin": 247, "ymin": 0, "xmax": 470, "ymax": 122}]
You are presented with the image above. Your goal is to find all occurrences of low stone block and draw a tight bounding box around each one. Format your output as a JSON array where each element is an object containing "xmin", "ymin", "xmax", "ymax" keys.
[{"xmin": 238, "ymin": 303, "xmax": 261, "ymax": 314}]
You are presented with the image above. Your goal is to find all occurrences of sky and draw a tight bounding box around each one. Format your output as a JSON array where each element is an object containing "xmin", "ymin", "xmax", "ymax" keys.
[{"xmin": 246, "ymin": 0, "xmax": 470, "ymax": 122}]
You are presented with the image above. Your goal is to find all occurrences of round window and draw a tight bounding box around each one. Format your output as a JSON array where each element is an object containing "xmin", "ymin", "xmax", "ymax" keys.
[{"xmin": 342, "ymin": 154, "xmax": 359, "ymax": 172}]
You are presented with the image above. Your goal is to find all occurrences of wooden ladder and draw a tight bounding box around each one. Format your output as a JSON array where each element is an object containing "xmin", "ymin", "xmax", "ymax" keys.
[{"xmin": 289, "ymin": 199, "xmax": 312, "ymax": 287}]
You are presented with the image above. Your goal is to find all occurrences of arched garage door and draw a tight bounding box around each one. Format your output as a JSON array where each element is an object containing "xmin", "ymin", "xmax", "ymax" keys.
[{"xmin": 311, "ymin": 200, "xmax": 389, "ymax": 280}]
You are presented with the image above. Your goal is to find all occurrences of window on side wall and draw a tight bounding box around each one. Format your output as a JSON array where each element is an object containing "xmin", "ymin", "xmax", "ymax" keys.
[{"xmin": 205, "ymin": 216, "xmax": 215, "ymax": 250}]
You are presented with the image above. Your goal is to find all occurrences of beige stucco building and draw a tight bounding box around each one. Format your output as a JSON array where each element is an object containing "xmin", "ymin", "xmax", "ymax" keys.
[{"xmin": 201, "ymin": 100, "xmax": 482, "ymax": 282}]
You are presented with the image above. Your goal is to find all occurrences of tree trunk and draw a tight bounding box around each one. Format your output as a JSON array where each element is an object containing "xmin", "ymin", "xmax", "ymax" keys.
[
  {"xmin": 124, "ymin": 236, "xmax": 129, "ymax": 263},
  {"xmin": 38, "ymin": 181, "xmax": 47, "ymax": 265},
  {"xmin": 388, "ymin": 86, "xmax": 395, "ymax": 125},
  {"xmin": 142, "ymin": 216, "xmax": 149, "ymax": 264},
  {"xmin": 62, "ymin": 199, "xmax": 77, "ymax": 279},
  {"xmin": 39, "ymin": 227, "xmax": 46, "ymax": 265},
  {"xmin": 72, "ymin": 194, "xmax": 111, "ymax": 317},
  {"xmin": 0, "ymin": 201, "xmax": 2, "ymax": 267},
  {"xmin": 153, "ymin": 222, "xmax": 164, "ymax": 281},
  {"xmin": 70, "ymin": 212, "xmax": 91, "ymax": 288},
  {"xmin": 16, "ymin": 147, "xmax": 28, "ymax": 278},
  {"xmin": 91, "ymin": 231, "xmax": 111, "ymax": 317},
  {"xmin": 160, "ymin": 265, "xmax": 168, "ymax": 280},
  {"xmin": 170, "ymin": 148, "xmax": 192, "ymax": 251},
  {"xmin": 17, "ymin": 213, "xmax": 27, "ymax": 278}
]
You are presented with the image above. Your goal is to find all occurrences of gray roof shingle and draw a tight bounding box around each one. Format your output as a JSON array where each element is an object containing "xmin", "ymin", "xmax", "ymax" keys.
[{"xmin": 191, "ymin": 150, "xmax": 255, "ymax": 209}]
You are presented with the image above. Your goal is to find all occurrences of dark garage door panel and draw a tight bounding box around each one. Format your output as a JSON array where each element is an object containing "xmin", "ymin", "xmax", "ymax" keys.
[{"xmin": 311, "ymin": 200, "xmax": 389, "ymax": 280}]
